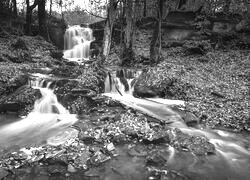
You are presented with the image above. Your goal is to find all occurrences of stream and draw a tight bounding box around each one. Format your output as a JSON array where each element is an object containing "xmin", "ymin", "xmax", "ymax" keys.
[{"xmin": 0, "ymin": 69, "xmax": 249, "ymax": 180}]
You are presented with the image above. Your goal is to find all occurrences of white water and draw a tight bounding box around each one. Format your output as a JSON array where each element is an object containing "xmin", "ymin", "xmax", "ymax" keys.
[
  {"xmin": 103, "ymin": 70, "xmax": 250, "ymax": 179},
  {"xmin": 0, "ymin": 74, "xmax": 78, "ymax": 147},
  {"xmin": 63, "ymin": 25, "xmax": 94, "ymax": 62},
  {"xmin": 103, "ymin": 71, "xmax": 185, "ymax": 124}
]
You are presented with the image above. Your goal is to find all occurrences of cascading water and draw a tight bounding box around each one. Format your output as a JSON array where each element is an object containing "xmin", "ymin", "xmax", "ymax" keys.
[
  {"xmin": 104, "ymin": 69, "xmax": 185, "ymax": 123},
  {"xmin": 103, "ymin": 69, "xmax": 250, "ymax": 180},
  {"xmin": 63, "ymin": 25, "xmax": 94, "ymax": 61},
  {"xmin": 0, "ymin": 74, "xmax": 78, "ymax": 147}
]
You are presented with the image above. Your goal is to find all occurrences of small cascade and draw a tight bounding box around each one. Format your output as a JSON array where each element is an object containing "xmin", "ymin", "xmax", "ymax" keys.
[
  {"xmin": 104, "ymin": 69, "xmax": 141, "ymax": 95},
  {"xmin": 103, "ymin": 69, "xmax": 184, "ymax": 123},
  {"xmin": 63, "ymin": 25, "xmax": 94, "ymax": 61},
  {"xmin": 0, "ymin": 74, "xmax": 78, "ymax": 147},
  {"xmin": 31, "ymin": 76, "xmax": 68, "ymax": 114}
]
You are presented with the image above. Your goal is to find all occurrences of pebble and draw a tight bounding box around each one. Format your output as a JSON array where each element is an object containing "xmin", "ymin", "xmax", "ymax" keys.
[{"xmin": 67, "ymin": 164, "xmax": 77, "ymax": 173}]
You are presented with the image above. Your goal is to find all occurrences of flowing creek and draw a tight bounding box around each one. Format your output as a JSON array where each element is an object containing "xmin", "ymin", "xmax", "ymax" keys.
[
  {"xmin": 0, "ymin": 69, "xmax": 249, "ymax": 179},
  {"xmin": 0, "ymin": 73, "xmax": 78, "ymax": 148}
]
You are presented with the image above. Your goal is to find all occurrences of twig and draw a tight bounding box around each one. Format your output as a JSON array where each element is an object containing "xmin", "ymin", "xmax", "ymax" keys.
[{"xmin": 83, "ymin": 8, "xmax": 107, "ymax": 19}]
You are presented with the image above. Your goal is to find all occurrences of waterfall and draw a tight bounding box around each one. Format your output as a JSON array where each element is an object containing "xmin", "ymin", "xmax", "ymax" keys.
[
  {"xmin": 0, "ymin": 74, "xmax": 78, "ymax": 147},
  {"xmin": 63, "ymin": 25, "xmax": 94, "ymax": 61},
  {"xmin": 104, "ymin": 69, "xmax": 141, "ymax": 95}
]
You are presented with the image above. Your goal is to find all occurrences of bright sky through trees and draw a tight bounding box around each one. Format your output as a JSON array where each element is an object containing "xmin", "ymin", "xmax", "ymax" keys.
[{"xmin": 16, "ymin": 0, "xmax": 92, "ymax": 12}]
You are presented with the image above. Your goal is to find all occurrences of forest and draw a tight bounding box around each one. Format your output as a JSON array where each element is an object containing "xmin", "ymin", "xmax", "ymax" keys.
[{"xmin": 0, "ymin": 0, "xmax": 249, "ymax": 179}]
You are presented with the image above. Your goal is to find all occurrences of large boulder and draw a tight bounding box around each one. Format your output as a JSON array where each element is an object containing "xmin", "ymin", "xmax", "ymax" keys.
[
  {"xmin": 53, "ymin": 66, "xmax": 105, "ymax": 114},
  {"xmin": 0, "ymin": 63, "xmax": 29, "ymax": 96},
  {"xmin": 0, "ymin": 85, "xmax": 41, "ymax": 115},
  {"xmin": 170, "ymin": 129, "xmax": 215, "ymax": 155},
  {"xmin": 133, "ymin": 67, "xmax": 189, "ymax": 99}
]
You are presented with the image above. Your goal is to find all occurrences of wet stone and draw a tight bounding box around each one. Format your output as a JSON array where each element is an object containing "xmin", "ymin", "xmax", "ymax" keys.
[
  {"xmin": 170, "ymin": 130, "xmax": 215, "ymax": 155},
  {"xmin": 67, "ymin": 164, "xmax": 77, "ymax": 173},
  {"xmin": 78, "ymin": 133, "xmax": 96, "ymax": 144},
  {"xmin": 146, "ymin": 149, "xmax": 169, "ymax": 167},
  {"xmin": 89, "ymin": 151, "xmax": 111, "ymax": 166},
  {"xmin": 143, "ymin": 129, "xmax": 171, "ymax": 144},
  {"xmin": 111, "ymin": 134, "xmax": 129, "ymax": 144},
  {"xmin": 74, "ymin": 153, "xmax": 90, "ymax": 169},
  {"xmin": 128, "ymin": 145, "xmax": 148, "ymax": 157}
]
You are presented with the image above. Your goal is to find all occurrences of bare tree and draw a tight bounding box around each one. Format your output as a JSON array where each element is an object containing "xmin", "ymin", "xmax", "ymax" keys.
[
  {"xmin": 143, "ymin": 0, "xmax": 147, "ymax": 17},
  {"xmin": 12, "ymin": 0, "xmax": 17, "ymax": 16},
  {"xmin": 38, "ymin": 0, "xmax": 48, "ymax": 40},
  {"xmin": 102, "ymin": 0, "xmax": 118, "ymax": 57},
  {"xmin": 50, "ymin": 0, "xmax": 53, "ymax": 16},
  {"xmin": 150, "ymin": 0, "xmax": 168, "ymax": 64},
  {"xmin": 120, "ymin": 0, "xmax": 134, "ymax": 65},
  {"xmin": 25, "ymin": 0, "xmax": 38, "ymax": 35}
]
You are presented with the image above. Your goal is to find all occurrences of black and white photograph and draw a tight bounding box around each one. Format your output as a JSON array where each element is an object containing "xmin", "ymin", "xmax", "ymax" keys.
[{"xmin": 0, "ymin": 0, "xmax": 249, "ymax": 179}]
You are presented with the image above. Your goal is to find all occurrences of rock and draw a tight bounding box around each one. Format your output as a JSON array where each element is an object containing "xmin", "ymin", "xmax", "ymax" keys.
[
  {"xmin": 128, "ymin": 145, "xmax": 148, "ymax": 157},
  {"xmin": 172, "ymin": 108, "xmax": 200, "ymax": 127},
  {"xmin": 170, "ymin": 129, "xmax": 215, "ymax": 155},
  {"xmin": 50, "ymin": 50, "xmax": 63, "ymax": 59},
  {"xmin": 74, "ymin": 152, "xmax": 90, "ymax": 169},
  {"xmin": 78, "ymin": 133, "xmax": 95, "ymax": 144},
  {"xmin": 143, "ymin": 130, "xmax": 171, "ymax": 144},
  {"xmin": 188, "ymin": 136, "xmax": 215, "ymax": 155},
  {"xmin": 0, "ymin": 86, "xmax": 41, "ymax": 115},
  {"xmin": 211, "ymin": 91, "xmax": 225, "ymax": 98},
  {"xmin": 106, "ymin": 142, "xmax": 115, "ymax": 151},
  {"xmin": 133, "ymin": 68, "xmax": 180, "ymax": 98},
  {"xmin": 183, "ymin": 112, "xmax": 200, "ymax": 127},
  {"xmin": 89, "ymin": 151, "xmax": 111, "ymax": 166},
  {"xmin": 67, "ymin": 164, "xmax": 77, "ymax": 173},
  {"xmin": 146, "ymin": 149, "xmax": 168, "ymax": 167},
  {"xmin": 111, "ymin": 134, "xmax": 129, "ymax": 144}
]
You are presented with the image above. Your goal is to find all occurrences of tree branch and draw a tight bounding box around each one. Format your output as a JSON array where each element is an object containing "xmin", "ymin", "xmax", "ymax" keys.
[
  {"xmin": 83, "ymin": 8, "xmax": 107, "ymax": 19},
  {"xmin": 30, "ymin": 0, "xmax": 38, "ymax": 10}
]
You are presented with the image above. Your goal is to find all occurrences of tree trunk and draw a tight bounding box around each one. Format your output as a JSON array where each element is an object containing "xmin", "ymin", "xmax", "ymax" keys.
[
  {"xmin": 120, "ymin": 0, "xmax": 134, "ymax": 66},
  {"xmin": 38, "ymin": 0, "xmax": 48, "ymax": 40},
  {"xmin": 25, "ymin": 0, "xmax": 38, "ymax": 35},
  {"xmin": 143, "ymin": 0, "xmax": 147, "ymax": 17},
  {"xmin": 102, "ymin": 0, "xmax": 118, "ymax": 57},
  {"xmin": 150, "ymin": 0, "xmax": 167, "ymax": 64},
  {"xmin": 223, "ymin": 0, "xmax": 231, "ymax": 14},
  {"xmin": 12, "ymin": 0, "xmax": 17, "ymax": 16},
  {"xmin": 50, "ymin": 0, "xmax": 53, "ymax": 16},
  {"xmin": 25, "ymin": 0, "xmax": 31, "ymax": 35}
]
